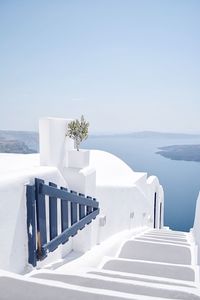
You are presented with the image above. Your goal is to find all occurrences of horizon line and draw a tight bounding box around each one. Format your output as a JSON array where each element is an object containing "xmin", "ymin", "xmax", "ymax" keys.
[{"xmin": 1, "ymin": 129, "xmax": 200, "ymax": 136}]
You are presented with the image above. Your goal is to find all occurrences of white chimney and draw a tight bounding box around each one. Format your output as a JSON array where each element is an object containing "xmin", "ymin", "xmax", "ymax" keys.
[{"xmin": 39, "ymin": 117, "xmax": 74, "ymax": 170}]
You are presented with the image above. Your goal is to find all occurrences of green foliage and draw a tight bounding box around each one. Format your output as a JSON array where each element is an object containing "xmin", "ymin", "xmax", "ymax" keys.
[{"xmin": 66, "ymin": 115, "xmax": 89, "ymax": 151}]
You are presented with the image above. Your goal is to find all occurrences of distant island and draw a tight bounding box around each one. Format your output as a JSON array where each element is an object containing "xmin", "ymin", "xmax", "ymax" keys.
[
  {"xmin": 0, "ymin": 140, "xmax": 37, "ymax": 154},
  {"xmin": 156, "ymin": 145, "xmax": 200, "ymax": 162},
  {"xmin": 0, "ymin": 130, "xmax": 39, "ymax": 154}
]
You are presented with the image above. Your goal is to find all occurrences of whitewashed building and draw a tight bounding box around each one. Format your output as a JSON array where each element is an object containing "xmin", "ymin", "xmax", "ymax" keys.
[{"xmin": 0, "ymin": 117, "xmax": 200, "ymax": 299}]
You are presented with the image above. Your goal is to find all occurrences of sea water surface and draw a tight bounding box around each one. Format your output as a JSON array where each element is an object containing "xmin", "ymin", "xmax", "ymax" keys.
[{"xmin": 83, "ymin": 136, "xmax": 200, "ymax": 232}]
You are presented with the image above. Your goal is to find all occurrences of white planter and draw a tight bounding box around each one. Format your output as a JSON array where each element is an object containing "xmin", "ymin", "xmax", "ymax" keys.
[{"xmin": 68, "ymin": 149, "xmax": 90, "ymax": 169}]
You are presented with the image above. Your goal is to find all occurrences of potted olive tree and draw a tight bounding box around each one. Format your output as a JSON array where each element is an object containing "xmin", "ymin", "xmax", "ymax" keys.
[{"xmin": 66, "ymin": 115, "xmax": 90, "ymax": 168}]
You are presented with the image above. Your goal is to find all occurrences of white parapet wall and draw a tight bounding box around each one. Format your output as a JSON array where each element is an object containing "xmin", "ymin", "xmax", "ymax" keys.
[
  {"xmin": 192, "ymin": 192, "xmax": 200, "ymax": 265},
  {"xmin": 0, "ymin": 117, "xmax": 164, "ymax": 274}
]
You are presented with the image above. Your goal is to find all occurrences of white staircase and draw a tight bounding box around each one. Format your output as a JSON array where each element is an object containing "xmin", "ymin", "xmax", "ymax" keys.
[{"xmin": 1, "ymin": 228, "xmax": 200, "ymax": 299}]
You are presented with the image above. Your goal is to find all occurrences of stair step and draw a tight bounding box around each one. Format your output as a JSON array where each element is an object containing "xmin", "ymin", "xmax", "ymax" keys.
[
  {"xmin": 149, "ymin": 229, "xmax": 187, "ymax": 234},
  {"xmin": 143, "ymin": 233, "xmax": 188, "ymax": 242},
  {"xmin": 31, "ymin": 271, "xmax": 200, "ymax": 300},
  {"xmin": 135, "ymin": 237, "xmax": 190, "ymax": 246},
  {"xmin": 0, "ymin": 273, "xmax": 168, "ymax": 300},
  {"xmin": 87, "ymin": 269, "xmax": 196, "ymax": 288},
  {"xmin": 102, "ymin": 257, "xmax": 195, "ymax": 281},
  {"xmin": 147, "ymin": 230, "xmax": 188, "ymax": 238},
  {"xmin": 119, "ymin": 240, "xmax": 192, "ymax": 265}
]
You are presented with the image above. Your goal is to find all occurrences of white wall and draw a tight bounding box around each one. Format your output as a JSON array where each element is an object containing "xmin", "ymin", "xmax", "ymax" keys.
[
  {"xmin": 95, "ymin": 185, "xmax": 151, "ymax": 243},
  {"xmin": 192, "ymin": 192, "xmax": 200, "ymax": 264}
]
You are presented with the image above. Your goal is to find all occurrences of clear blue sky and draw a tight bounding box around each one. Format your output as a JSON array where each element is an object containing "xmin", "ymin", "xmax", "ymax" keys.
[{"xmin": 0, "ymin": 0, "xmax": 200, "ymax": 133}]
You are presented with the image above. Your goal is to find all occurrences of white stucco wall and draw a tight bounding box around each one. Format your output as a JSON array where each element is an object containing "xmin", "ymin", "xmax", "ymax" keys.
[{"xmin": 192, "ymin": 192, "xmax": 200, "ymax": 264}]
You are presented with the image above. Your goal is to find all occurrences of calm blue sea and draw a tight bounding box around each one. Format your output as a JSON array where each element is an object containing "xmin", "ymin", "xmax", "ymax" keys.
[{"xmin": 83, "ymin": 136, "xmax": 200, "ymax": 232}]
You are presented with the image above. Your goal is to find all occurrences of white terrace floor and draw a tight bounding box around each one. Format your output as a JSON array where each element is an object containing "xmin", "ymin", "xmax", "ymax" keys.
[{"xmin": 1, "ymin": 228, "xmax": 200, "ymax": 300}]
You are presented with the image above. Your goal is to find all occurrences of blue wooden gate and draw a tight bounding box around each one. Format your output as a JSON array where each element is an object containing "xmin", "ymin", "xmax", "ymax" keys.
[{"xmin": 26, "ymin": 178, "xmax": 100, "ymax": 267}]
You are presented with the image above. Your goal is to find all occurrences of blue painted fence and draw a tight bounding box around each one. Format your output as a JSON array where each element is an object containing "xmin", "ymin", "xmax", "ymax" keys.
[{"xmin": 26, "ymin": 178, "xmax": 100, "ymax": 267}]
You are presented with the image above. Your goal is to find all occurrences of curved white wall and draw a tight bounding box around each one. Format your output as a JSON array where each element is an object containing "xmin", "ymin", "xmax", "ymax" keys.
[{"xmin": 87, "ymin": 150, "xmax": 163, "ymax": 242}]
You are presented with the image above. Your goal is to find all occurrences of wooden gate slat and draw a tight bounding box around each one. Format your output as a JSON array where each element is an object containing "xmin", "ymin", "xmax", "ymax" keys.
[
  {"xmin": 35, "ymin": 178, "xmax": 47, "ymax": 259},
  {"xmin": 70, "ymin": 190, "xmax": 78, "ymax": 226},
  {"xmin": 49, "ymin": 182, "xmax": 58, "ymax": 241},
  {"xmin": 79, "ymin": 193, "xmax": 86, "ymax": 220},
  {"xmin": 26, "ymin": 184, "xmax": 37, "ymax": 267},
  {"xmin": 86, "ymin": 196, "xmax": 92, "ymax": 215},
  {"xmin": 61, "ymin": 187, "xmax": 69, "ymax": 243}
]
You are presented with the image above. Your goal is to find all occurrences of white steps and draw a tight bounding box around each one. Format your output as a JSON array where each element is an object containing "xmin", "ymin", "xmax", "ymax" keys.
[
  {"xmin": 102, "ymin": 257, "xmax": 195, "ymax": 281},
  {"xmin": 0, "ymin": 273, "xmax": 144, "ymax": 300},
  {"xmin": 27, "ymin": 228, "xmax": 200, "ymax": 299},
  {"xmin": 118, "ymin": 240, "xmax": 192, "ymax": 264},
  {"xmin": 87, "ymin": 268, "xmax": 196, "ymax": 288},
  {"xmin": 1, "ymin": 228, "xmax": 200, "ymax": 299},
  {"xmin": 135, "ymin": 236, "xmax": 190, "ymax": 245},
  {"xmin": 31, "ymin": 271, "xmax": 200, "ymax": 299}
]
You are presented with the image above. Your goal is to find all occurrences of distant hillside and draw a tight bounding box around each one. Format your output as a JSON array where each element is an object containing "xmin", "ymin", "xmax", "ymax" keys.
[
  {"xmin": 0, "ymin": 130, "xmax": 39, "ymax": 154},
  {"xmin": 0, "ymin": 140, "xmax": 37, "ymax": 154}
]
